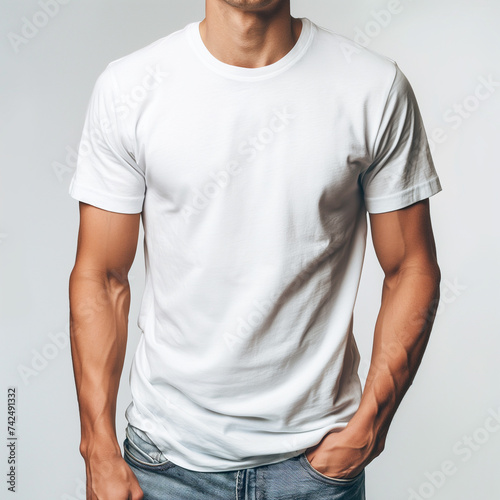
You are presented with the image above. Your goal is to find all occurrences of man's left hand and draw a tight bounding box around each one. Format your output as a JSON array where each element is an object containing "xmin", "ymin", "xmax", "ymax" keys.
[{"xmin": 304, "ymin": 424, "xmax": 382, "ymax": 480}]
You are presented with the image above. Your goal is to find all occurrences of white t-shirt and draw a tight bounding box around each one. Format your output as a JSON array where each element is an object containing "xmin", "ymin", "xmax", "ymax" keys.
[{"xmin": 69, "ymin": 17, "xmax": 442, "ymax": 472}]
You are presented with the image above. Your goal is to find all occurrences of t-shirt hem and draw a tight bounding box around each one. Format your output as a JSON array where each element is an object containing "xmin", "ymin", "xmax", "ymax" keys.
[
  {"xmin": 69, "ymin": 181, "xmax": 144, "ymax": 214},
  {"xmin": 125, "ymin": 401, "xmax": 353, "ymax": 472},
  {"xmin": 364, "ymin": 176, "xmax": 442, "ymax": 214}
]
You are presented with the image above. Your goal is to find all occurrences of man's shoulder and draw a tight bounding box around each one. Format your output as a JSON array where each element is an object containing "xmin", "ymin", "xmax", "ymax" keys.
[
  {"xmin": 103, "ymin": 21, "xmax": 192, "ymax": 87},
  {"xmin": 310, "ymin": 19, "xmax": 398, "ymax": 87}
]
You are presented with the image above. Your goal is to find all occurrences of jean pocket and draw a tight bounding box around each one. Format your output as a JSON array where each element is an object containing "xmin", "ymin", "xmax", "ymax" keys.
[
  {"xmin": 123, "ymin": 425, "xmax": 174, "ymax": 471},
  {"xmin": 299, "ymin": 452, "xmax": 365, "ymax": 486}
]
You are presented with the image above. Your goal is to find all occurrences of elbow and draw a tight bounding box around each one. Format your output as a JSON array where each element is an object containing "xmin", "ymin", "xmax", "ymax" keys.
[
  {"xmin": 69, "ymin": 265, "xmax": 131, "ymax": 288},
  {"xmin": 68, "ymin": 265, "xmax": 131, "ymax": 314},
  {"xmin": 426, "ymin": 259, "xmax": 442, "ymax": 298},
  {"xmin": 384, "ymin": 257, "xmax": 441, "ymax": 289},
  {"xmin": 105, "ymin": 267, "xmax": 131, "ymax": 288}
]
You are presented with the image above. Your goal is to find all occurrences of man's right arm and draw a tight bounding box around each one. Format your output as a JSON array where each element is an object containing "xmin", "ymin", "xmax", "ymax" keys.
[{"xmin": 69, "ymin": 201, "xmax": 143, "ymax": 500}]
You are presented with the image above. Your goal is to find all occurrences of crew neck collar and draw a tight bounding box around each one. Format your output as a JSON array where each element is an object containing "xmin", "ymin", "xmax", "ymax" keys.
[{"xmin": 187, "ymin": 17, "xmax": 314, "ymax": 81}]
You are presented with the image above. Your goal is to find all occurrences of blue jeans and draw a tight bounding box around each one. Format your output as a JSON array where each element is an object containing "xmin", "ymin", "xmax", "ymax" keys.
[{"xmin": 123, "ymin": 424, "xmax": 366, "ymax": 499}]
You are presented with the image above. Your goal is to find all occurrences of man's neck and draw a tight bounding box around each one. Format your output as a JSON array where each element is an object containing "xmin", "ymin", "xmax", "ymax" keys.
[{"xmin": 199, "ymin": 1, "xmax": 302, "ymax": 69}]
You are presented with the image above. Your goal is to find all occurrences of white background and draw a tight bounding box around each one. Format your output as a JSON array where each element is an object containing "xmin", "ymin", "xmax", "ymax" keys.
[{"xmin": 1, "ymin": 1, "xmax": 499, "ymax": 499}]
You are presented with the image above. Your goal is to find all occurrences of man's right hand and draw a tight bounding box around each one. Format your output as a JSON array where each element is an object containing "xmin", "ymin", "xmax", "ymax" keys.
[
  {"xmin": 84, "ymin": 453, "xmax": 144, "ymax": 500},
  {"xmin": 69, "ymin": 202, "xmax": 143, "ymax": 499}
]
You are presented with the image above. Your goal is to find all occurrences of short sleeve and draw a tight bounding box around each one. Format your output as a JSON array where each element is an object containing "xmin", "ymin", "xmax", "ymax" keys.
[
  {"xmin": 360, "ymin": 63, "xmax": 442, "ymax": 214},
  {"xmin": 68, "ymin": 64, "xmax": 145, "ymax": 214}
]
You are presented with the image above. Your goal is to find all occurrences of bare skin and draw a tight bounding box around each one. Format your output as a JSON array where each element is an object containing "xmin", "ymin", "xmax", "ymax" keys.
[
  {"xmin": 305, "ymin": 198, "xmax": 441, "ymax": 479},
  {"xmin": 69, "ymin": 0, "xmax": 441, "ymax": 497},
  {"xmin": 200, "ymin": 0, "xmax": 303, "ymax": 69},
  {"xmin": 69, "ymin": 203, "xmax": 143, "ymax": 499}
]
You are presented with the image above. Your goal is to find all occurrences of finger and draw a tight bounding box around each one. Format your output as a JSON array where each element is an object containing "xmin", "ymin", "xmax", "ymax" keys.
[{"xmin": 131, "ymin": 486, "xmax": 144, "ymax": 500}]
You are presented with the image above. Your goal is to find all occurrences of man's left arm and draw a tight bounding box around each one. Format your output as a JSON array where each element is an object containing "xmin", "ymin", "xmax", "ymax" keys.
[{"xmin": 305, "ymin": 198, "xmax": 441, "ymax": 478}]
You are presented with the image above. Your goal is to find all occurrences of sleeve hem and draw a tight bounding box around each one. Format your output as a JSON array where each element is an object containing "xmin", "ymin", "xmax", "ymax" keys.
[
  {"xmin": 69, "ymin": 181, "xmax": 144, "ymax": 214},
  {"xmin": 365, "ymin": 176, "xmax": 442, "ymax": 214}
]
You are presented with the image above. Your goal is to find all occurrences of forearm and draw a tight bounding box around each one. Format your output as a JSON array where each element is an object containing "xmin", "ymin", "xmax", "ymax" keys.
[
  {"xmin": 69, "ymin": 268, "xmax": 131, "ymax": 461},
  {"xmin": 348, "ymin": 264, "xmax": 441, "ymax": 454}
]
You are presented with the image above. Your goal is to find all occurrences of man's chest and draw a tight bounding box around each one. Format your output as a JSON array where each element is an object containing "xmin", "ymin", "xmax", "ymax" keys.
[{"xmin": 133, "ymin": 79, "xmax": 371, "ymax": 212}]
